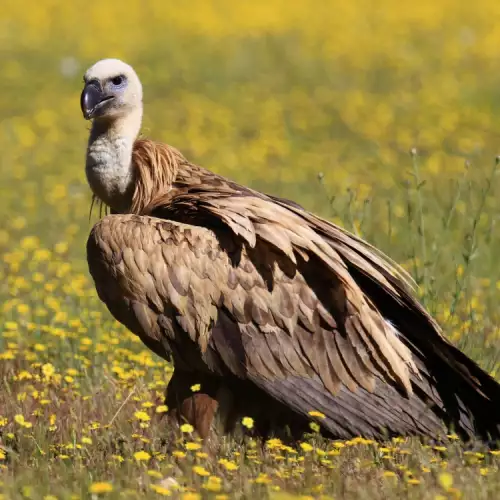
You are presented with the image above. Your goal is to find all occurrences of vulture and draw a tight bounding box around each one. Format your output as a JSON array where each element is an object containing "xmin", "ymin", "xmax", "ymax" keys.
[{"xmin": 81, "ymin": 58, "xmax": 500, "ymax": 444}]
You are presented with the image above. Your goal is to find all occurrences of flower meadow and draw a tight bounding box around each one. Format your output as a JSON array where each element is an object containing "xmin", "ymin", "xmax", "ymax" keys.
[{"xmin": 2, "ymin": 1, "xmax": 500, "ymax": 498}]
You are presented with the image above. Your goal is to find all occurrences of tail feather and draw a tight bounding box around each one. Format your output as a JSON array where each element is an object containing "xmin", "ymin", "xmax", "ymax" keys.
[
  {"xmin": 249, "ymin": 371, "xmax": 447, "ymax": 440},
  {"xmin": 349, "ymin": 265, "xmax": 500, "ymax": 443}
]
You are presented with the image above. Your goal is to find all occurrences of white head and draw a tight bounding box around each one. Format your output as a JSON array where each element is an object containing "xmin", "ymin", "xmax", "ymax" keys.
[{"xmin": 80, "ymin": 58, "xmax": 143, "ymax": 122}]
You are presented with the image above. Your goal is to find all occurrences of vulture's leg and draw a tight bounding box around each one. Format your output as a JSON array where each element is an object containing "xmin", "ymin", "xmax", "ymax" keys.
[
  {"xmin": 164, "ymin": 371, "xmax": 323, "ymax": 444},
  {"xmin": 165, "ymin": 369, "xmax": 218, "ymax": 438},
  {"xmin": 164, "ymin": 370, "xmax": 235, "ymax": 451}
]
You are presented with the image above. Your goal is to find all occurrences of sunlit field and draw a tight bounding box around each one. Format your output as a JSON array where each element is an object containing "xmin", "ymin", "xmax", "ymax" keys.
[{"xmin": 2, "ymin": 1, "xmax": 500, "ymax": 498}]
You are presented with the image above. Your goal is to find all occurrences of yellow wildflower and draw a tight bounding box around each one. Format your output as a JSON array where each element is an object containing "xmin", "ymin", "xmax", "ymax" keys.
[
  {"xmin": 203, "ymin": 476, "xmax": 222, "ymax": 492},
  {"xmin": 308, "ymin": 410, "xmax": 326, "ymax": 419},
  {"xmin": 266, "ymin": 438, "xmax": 283, "ymax": 450},
  {"xmin": 180, "ymin": 423, "xmax": 194, "ymax": 433},
  {"xmin": 134, "ymin": 411, "xmax": 150, "ymax": 422},
  {"xmin": 42, "ymin": 363, "xmax": 55, "ymax": 378},
  {"xmin": 242, "ymin": 417, "xmax": 254, "ymax": 429},
  {"xmin": 14, "ymin": 414, "xmax": 32, "ymax": 428},
  {"xmin": 88, "ymin": 482, "xmax": 113, "ymax": 494},
  {"xmin": 309, "ymin": 422, "xmax": 320, "ymax": 433},
  {"xmin": 438, "ymin": 472, "xmax": 453, "ymax": 489},
  {"xmin": 193, "ymin": 465, "xmax": 210, "ymax": 476},
  {"xmin": 219, "ymin": 459, "xmax": 239, "ymax": 471},
  {"xmin": 147, "ymin": 470, "xmax": 163, "ymax": 478},
  {"xmin": 150, "ymin": 485, "xmax": 171, "ymax": 496},
  {"xmin": 133, "ymin": 451, "xmax": 151, "ymax": 461},
  {"xmin": 300, "ymin": 442, "xmax": 314, "ymax": 452},
  {"xmin": 254, "ymin": 473, "xmax": 271, "ymax": 484}
]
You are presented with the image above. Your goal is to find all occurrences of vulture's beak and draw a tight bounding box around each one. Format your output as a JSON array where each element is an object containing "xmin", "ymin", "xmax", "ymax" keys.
[{"xmin": 81, "ymin": 80, "xmax": 114, "ymax": 120}]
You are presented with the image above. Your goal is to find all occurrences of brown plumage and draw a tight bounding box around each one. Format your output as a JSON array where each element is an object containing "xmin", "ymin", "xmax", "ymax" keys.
[{"xmin": 81, "ymin": 59, "xmax": 500, "ymax": 444}]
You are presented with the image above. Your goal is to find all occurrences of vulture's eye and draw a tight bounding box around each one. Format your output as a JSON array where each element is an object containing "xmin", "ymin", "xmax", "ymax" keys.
[{"xmin": 110, "ymin": 75, "xmax": 126, "ymax": 87}]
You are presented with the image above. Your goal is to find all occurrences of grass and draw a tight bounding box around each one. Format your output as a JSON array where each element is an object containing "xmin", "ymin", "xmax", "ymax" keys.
[{"xmin": 2, "ymin": 0, "xmax": 500, "ymax": 498}]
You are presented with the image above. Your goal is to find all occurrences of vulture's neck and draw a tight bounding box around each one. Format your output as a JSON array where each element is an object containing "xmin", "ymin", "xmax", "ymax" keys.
[{"xmin": 86, "ymin": 108, "xmax": 142, "ymax": 213}]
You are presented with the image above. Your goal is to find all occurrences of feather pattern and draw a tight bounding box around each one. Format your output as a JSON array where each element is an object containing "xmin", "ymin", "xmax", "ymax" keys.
[{"xmin": 86, "ymin": 138, "xmax": 500, "ymax": 442}]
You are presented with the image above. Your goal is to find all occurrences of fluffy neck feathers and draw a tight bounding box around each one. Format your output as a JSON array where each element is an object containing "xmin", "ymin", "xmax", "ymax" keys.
[
  {"xmin": 130, "ymin": 139, "xmax": 181, "ymax": 214},
  {"xmin": 86, "ymin": 108, "xmax": 181, "ymax": 215}
]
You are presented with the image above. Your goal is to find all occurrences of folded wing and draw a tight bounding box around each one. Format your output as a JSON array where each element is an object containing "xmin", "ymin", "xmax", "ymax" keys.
[{"xmin": 87, "ymin": 191, "xmax": 500, "ymax": 440}]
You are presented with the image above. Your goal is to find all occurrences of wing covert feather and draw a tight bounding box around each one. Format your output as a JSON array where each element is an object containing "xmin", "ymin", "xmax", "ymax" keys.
[{"xmin": 87, "ymin": 213, "xmax": 419, "ymax": 406}]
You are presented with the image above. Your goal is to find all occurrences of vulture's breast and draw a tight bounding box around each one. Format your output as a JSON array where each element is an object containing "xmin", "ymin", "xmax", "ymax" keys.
[{"xmin": 86, "ymin": 135, "xmax": 135, "ymax": 212}]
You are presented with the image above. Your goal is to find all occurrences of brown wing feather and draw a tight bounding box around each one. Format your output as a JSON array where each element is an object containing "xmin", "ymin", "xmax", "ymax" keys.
[
  {"xmin": 146, "ymin": 187, "xmax": 417, "ymax": 393},
  {"xmin": 87, "ymin": 213, "xmax": 403, "ymax": 387},
  {"xmin": 85, "ymin": 213, "xmax": 462, "ymax": 439}
]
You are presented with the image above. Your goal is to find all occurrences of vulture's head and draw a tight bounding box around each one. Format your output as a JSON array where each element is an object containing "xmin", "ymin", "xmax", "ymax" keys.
[{"xmin": 81, "ymin": 59, "xmax": 143, "ymax": 121}]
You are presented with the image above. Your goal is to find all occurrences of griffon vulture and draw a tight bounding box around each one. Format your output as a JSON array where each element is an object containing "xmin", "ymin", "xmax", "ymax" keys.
[{"xmin": 81, "ymin": 58, "xmax": 500, "ymax": 443}]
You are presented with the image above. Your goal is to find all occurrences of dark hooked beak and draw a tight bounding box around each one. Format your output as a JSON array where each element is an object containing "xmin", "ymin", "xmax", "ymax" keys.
[{"xmin": 81, "ymin": 80, "xmax": 113, "ymax": 120}]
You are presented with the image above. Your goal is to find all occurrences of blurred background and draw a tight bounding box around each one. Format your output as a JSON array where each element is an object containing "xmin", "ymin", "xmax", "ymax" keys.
[{"xmin": 2, "ymin": 0, "xmax": 500, "ymax": 362}]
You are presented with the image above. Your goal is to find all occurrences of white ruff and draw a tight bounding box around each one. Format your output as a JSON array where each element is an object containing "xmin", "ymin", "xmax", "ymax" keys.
[{"xmin": 86, "ymin": 131, "xmax": 135, "ymax": 213}]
